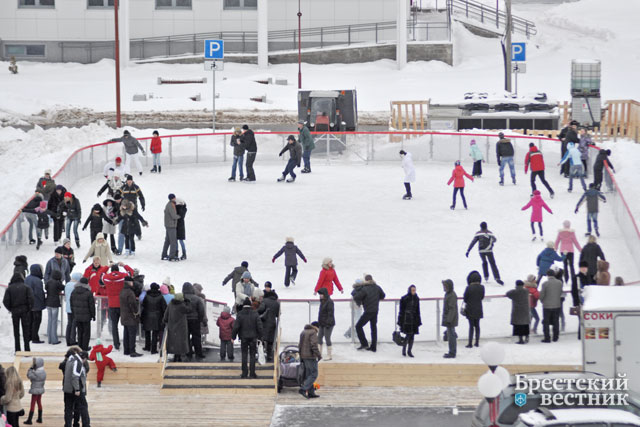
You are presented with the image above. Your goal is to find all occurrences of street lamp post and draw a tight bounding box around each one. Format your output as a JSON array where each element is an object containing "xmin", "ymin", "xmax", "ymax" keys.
[
  {"xmin": 297, "ymin": 0, "xmax": 302, "ymax": 89},
  {"xmin": 114, "ymin": 0, "xmax": 122, "ymax": 128},
  {"xmin": 478, "ymin": 342, "xmax": 509, "ymax": 427}
]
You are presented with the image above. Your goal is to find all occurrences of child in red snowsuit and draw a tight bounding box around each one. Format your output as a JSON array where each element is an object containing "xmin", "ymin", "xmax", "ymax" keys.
[{"xmin": 89, "ymin": 338, "xmax": 117, "ymax": 387}]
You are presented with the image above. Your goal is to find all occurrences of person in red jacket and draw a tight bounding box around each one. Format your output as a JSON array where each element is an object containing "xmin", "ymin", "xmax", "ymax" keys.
[
  {"xmin": 84, "ymin": 256, "xmax": 110, "ymax": 333},
  {"xmin": 150, "ymin": 130, "xmax": 162, "ymax": 173},
  {"xmin": 216, "ymin": 306, "xmax": 235, "ymax": 361},
  {"xmin": 314, "ymin": 258, "xmax": 343, "ymax": 296},
  {"xmin": 89, "ymin": 338, "xmax": 117, "ymax": 387},
  {"xmin": 447, "ymin": 161, "xmax": 474, "ymax": 210},
  {"xmin": 524, "ymin": 143, "xmax": 554, "ymax": 198},
  {"xmin": 102, "ymin": 262, "xmax": 134, "ymax": 350}
]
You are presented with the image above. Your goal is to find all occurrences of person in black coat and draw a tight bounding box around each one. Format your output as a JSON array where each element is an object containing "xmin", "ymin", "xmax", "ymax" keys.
[
  {"xmin": 592, "ymin": 149, "xmax": 615, "ymax": 191},
  {"xmin": 182, "ymin": 282, "xmax": 205, "ymax": 359},
  {"xmin": 3, "ymin": 273, "xmax": 35, "ymax": 352},
  {"xmin": 45, "ymin": 270, "xmax": 65, "ymax": 345},
  {"xmin": 70, "ymin": 278, "xmax": 95, "ymax": 351},
  {"xmin": 141, "ymin": 283, "xmax": 167, "ymax": 354},
  {"xmin": 316, "ymin": 287, "xmax": 335, "ymax": 360},
  {"xmin": 462, "ymin": 271, "xmax": 485, "ymax": 348},
  {"xmin": 82, "ymin": 203, "xmax": 113, "ymax": 244},
  {"xmin": 240, "ymin": 125, "xmax": 258, "ymax": 181},
  {"xmin": 58, "ymin": 192, "xmax": 82, "ymax": 248},
  {"xmin": 175, "ymin": 199, "xmax": 187, "ymax": 260},
  {"xmin": 277, "ymin": 135, "xmax": 303, "ymax": 183},
  {"xmin": 119, "ymin": 199, "xmax": 148, "ymax": 256},
  {"xmin": 48, "ymin": 185, "xmax": 67, "ymax": 243},
  {"xmin": 13, "ymin": 255, "xmax": 28, "ymax": 279},
  {"xmin": 232, "ymin": 299, "xmax": 263, "ymax": 378},
  {"xmin": 258, "ymin": 286, "xmax": 280, "ymax": 363},
  {"xmin": 352, "ymin": 274, "xmax": 386, "ymax": 352},
  {"xmin": 506, "ymin": 280, "xmax": 531, "ymax": 344},
  {"xmin": 25, "ymin": 264, "xmax": 46, "ymax": 344},
  {"xmin": 579, "ymin": 235, "xmax": 605, "ymax": 283},
  {"xmin": 398, "ymin": 285, "xmax": 422, "ymax": 358}
]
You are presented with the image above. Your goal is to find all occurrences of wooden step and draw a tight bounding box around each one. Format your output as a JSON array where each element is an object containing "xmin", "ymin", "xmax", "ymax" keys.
[
  {"xmin": 163, "ymin": 377, "xmax": 273, "ymax": 386},
  {"xmin": 160, "ymin": 386, "xmax": 275, "ymax": 395},
  {"xmin": 165, "ymin": 363, "xmax": 273, "ymax": 371},
  {"xmin": 164, "ymin": 375, "xmax": 272, "ymax": 380},
  {"xmin": 163, "ymin": 369, "xmax": 255, "ymax": 376}
]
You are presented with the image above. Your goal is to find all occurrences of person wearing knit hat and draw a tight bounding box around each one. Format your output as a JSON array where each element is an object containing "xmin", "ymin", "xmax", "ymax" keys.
[
  {"xmin": 277, "ymin": 135, "xmax": 302, "ymax": 183},
  {"xmin": 4, "ymin": 272, "xmax": 34, "ymax": 352},
  {"xmin": 162, "ymin": 194, "xmax": 180, "ymax": 261},
  {"xmin": 217, "ymin": 304, "xmax": 235, "ymax": 361},
  {"xmin": 272, "ymin": 237, "xmax": 307, "ymax": 287},
  {"xmin": 109, "ymin": 130, "xmax": 146, "ymax": 176},
  {"xmin": 222, "ymin": 262, "xmax": 257, "ymax": 300},
  {"xmin": 235, "ymin": 272, "xmax": 258, "ymax": 312},
  {"xmin": 58, "ymin": 191, "xmax": 82, "ymax": 249},
  {"xmin": 240, "ymin": 124, "xmax": 257, "ymax": 181},
  {"xmin": 45, "ymin": 246, "xmax": 71, "ymax": 283},
  {"xmin": 506, "ymin": 280, "xmax": 531, "ymax": 344},
  {"xmin": 159, "ymin": 284, "xmax": 174, "ymax": 305},
  {"xmin": 149, "ymin": 130, "xmax": 163, "ymax": 173},
  {"xmin": 36, "ymin": 169, "xmax": 56, "ymax": 201},
  {"xmin": 298, "ymin": 120, "xmax": 314, "ymax": 174}
]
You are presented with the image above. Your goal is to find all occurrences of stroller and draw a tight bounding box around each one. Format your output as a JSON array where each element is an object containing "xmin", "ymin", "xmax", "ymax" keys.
[{"xmin": 277, "ymin": 345, "xmax": 302, "ymax": 393}]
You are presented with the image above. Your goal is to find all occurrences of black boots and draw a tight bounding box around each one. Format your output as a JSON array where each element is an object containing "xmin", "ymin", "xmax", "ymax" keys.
[
  {"xmin": 402, "ymin": 342, "xmax": 407, "ymax": 356},
  {"xmin": 36, "ymin": 239, "xmax": 42, "ymax": 250},
  {"xmin": 75, "ymin": 239, "xmax": 80, "ymax": 248},
  {"xmin": 150, "ymin": 166, "xmax": 157, "ymax": 173},
  {"xmin": 25, "ymin": 411, "xmax": 34, "ymax": 424},
  {"xmin": 158, "ymin": 166, "xmax": 162, "ymax": 173},
  {"xmin": 37, "ymin": 409, "xmax": 42, "ymax": 424}
]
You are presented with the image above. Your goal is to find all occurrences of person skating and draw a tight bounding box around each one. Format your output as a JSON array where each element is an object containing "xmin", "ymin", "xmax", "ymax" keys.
[
  {"xmin": 70, "ymin": 278, "xmax": 95, "ymax": 351},
  {"xmin": 175, "ymin": 198, "xmax": 188, "ymax": 260},
  {"xmin": 524, "ymin": 275, "xmax": 540, "ymax": 334},
  {"xmin": 240, "ymin": 125, "xmax": 257, "ymax": 182},
  {"xmin": 462, "ymin": 271, "xmax": 484, "ymax": 348},
  {"xmin": 578, "ymin": 128, "xmax": 591, "ymax": 177},
  {"xmin": 228, "ymin": 127, "xmax": 246, "ymax": 181},
  {"xmin": 399, "ymin": 150, "xmax": 416, "ymax": 199},
  {"xmin": 314, "ymin": 258, "xmax": 344, "ymax": 296},
  {"xmin": 22, "ymin": 193, "xmax": 45, "ymax": 245},
  {"xmin": 539, "ymin": 270, "xmax": 563, "ymax": 343},
  {"xmin": 24, "ymin": 357, "xmax": 46, "ymax": 425},
  {"xmin": 88, "ymin": 338, "xmax": 117, "ymax": 387},
  {"xmin": 222, "ymin": 261, "xmax": 258, "ymax": 299},
  {"xmin": 447, "ymin": 160, "xmax": 473, "ymax": 210},
  {"xmin": 559, "ymin": 121, "xmax": 578, "ymax": 178},
  {"xmin": 555, "ymin": 220, "xmax": 582, "ymax": 288},
  {"xmin": 182, "ymin": 282, "xmax": 206, "ymax": 360},
  {"xmin": 496, "ymin": 132, "xmax": 516, "ymax": 185},
  {"xmin": 119, "ymin": 199, "xmax": 148, "ymax": 257},
  {"xmin": 466, "ymin": 222, "xmax": 504, "ymax": 285},
  {"xmin": 559, "ymin": 142, "xmax": 587, "ymax": 193},
  {"xmin": 441, "ymin": 279, "xmax": 458, "ymax": 358},
  {"xmin": 162, "ymin": 293, "xmax": 190, "ymax": 362},
  {"xmin": 272, "ymin": 237, "xmax": 307, "ymax": 287},
  {"xmin": 592, "ymin": 149, "xmax": 615, "ymax": 191},
  {"xmin": 536, "ymin": 242, "xmax": 565, "ymax": 283},
  {"xmin": 521, "ymin": 190, "xmax": 553, "ymax": 241},
  {"xmin": 277, "ymin": 135, "xmax": 302, "ymax": 183},
  {"xmin": 506, "ymin": 280, "xmax": 531, "ymax": 344},
  {"xmin": 258, "ymin": 285, "xmax": 280, "ymax": 363},
  {"xmin": 101, "ymin": 198, "xmax": 119, "ymax": 252},
  {"xmin": 141, "ymin": 283, "xmax": 167, "ymax": 355},
  {"xmin": 316, "ymin": 288, "xmax": 335, "ymax": 361},
  {"xmin": 35, "ymin": 169, "xmax": 56, "ymax": 201},
  {"xmin": 524, "ymin": 143, "xmax": 554, "ymax": 198},
  {"xmin": 58, "ymin": 192, "xmax": 82, "ymax": 248},
  {"xmin": 575, "ymin": 183, "xmax": 607, "ymax": 237},
  {"xmin": 82, "ymin": 203, "xmax": 113, "ymax": 244},
  {"xmin": 45, "ymin": 270, "xmax": 65, "ymax": 345},
  {"xmin": 3, "ymin": 273, "xmax": 34, "ymax": 352},
  {"xmin": 579, "ymin": 235, "xmax": 605, "ymax": 284},
  {"xmin": 109, "ymin": 130, "xmax": 147, "ymax": 176},
  {"xmin": 216, "ymin": 306, "xmax": 235, "ymax": 362},
  {"xmin": 298, "ymin": 120, "xmax": 315, "ymax": 173},
  {"xmin": 161, "ymin": 194, "xmax": 180, "ymax": 261},
  {"xmin": 352, "ymin": 274, "xmax": 385, "ymax": 352},
  {"xmin": 121, "ymin": 174, "xmax": 146, "ymax": 213},
  {"xmin": 82, "ymin": 232, "xmax": 112, "ymax": 267},
  {"xmin": 232, "ymin": 299, "xmax": 263, "ymax": 379},
  {"xmin": 24, "ymin": 264, "xmax": 46, "ymax": 344},
  {"xmin": 98, "ymin": 157, "xmax": 126, "ymax": 198},
  {"xmin": 469, "ymin": 139, "xmax": 484, "ymax": 178},
  {"xmin": 149, "ymin": 130, "xmax": 162, "ymax": 173},
  {"xmin": 298, "ymin": 321, "xmax": 321, "ymax": 399},
  {"xmin": 60, "ymin": 239, "xmax": 76, "ymax": 273},
  {"xmin": 398, "ymin": 285, "xmax": 422, "ymax": 357},
  {"xmin": 120, "ymin": 278, "xmax": 142, "ymax": 357},
  {"xmin": 21, "ymin": 200, "xmax": 53, "ymax": 250}
]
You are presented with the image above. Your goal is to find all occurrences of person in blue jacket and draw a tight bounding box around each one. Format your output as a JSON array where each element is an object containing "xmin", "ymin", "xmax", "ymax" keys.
[
  {"xmin": 558, "ymin": 142, "xmax": 586, "ymax": 193},
  {"xmin": 536, "ymin": 242, "xmax": 565, "ymax": 283}
]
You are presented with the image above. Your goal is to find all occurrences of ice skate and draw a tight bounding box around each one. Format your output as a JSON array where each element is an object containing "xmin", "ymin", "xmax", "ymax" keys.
[
  {"xmin": 532, "ymin": 236, "xmax": 537, "ymax": 242},
  {"xmin": 277, "ymin": 175, "xmax": 286, "ymax": 182},
  {"xmin": 450, "ymin": 205, "xmax": 455, "ymax": 210},
  {"xmin": 228, "ymin": 177, "xmax": 235, "ymax": 182},
  {"xmin": 286, "ymin": 177, "xmax": 296, "ymax": 183},
  {"xmin": 402, "ymin": 194, "xmax": 412, "ymax": 200}
]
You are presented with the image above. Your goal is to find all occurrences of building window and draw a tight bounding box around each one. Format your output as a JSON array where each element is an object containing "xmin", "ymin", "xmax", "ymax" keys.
[
  {"xmin": 156, "ymin": 0, "xmax": 192, "ymax": 8},
  {"xmin": 87, "ymin": 0, "xmax": 115, "ymax": 7},
  {"xmin": 5, "ymin": 44, "xmax": 46, "ymax": 57},
  {"xmin": 18, "ymin": 0, "xmax": 54, "ymax": 7},
  {"xmin": 223, "ymin": 0, "xmax": 257, "ymax": 10}
]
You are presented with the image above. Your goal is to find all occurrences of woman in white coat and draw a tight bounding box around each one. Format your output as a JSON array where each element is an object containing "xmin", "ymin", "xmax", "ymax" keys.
[{"xmin": 400, "ymin": 150, "xmax": 416, "ymax": 200}]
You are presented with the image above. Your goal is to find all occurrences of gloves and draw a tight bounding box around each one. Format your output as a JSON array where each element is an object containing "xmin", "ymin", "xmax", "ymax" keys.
[
  {"xmin": 82, "ymin": 226, "xmax": 86, "ymax": 231},
  {"xmin": 142, "ymin": 206, "xmax": 145, "ymax": 212},
  {"xmin": 221, "ymin": 281, "xmax": 226, "ymax": 286},
  {"xmin": 465, "ymin": 252, "xmax": 469, "ymax": 258},
  {"xmin": 574, "ymin": 209, "xmax": 578, "ymax": 214},
  {"xmin": 304, "ymin": 259, "xmax": 307, "ymax": 263},
  {"xmin": 272, "ymin": 258, "xmax": 275, "ymax": 263}
]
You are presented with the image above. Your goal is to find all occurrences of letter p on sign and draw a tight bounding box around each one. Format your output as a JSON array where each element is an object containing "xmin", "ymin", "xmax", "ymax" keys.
[{"xmin": 204, "ymin": 39, "xmax": 224, "ymax": 60}]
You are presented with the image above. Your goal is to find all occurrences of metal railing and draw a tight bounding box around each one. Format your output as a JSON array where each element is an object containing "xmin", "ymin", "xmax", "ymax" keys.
[{"xmin": 447, "ymin": 0, "xmax": 537, "ymax": 38}]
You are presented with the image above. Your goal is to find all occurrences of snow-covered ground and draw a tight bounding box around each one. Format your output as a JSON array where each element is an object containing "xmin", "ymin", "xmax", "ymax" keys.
[{"xmin": 0, "ymin": 160, "xmax": 636, "ymax": 361}]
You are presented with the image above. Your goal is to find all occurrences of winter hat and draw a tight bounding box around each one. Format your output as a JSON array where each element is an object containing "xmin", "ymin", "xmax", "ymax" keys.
[
  {"xmin": 168, "ymin": 193, "xmax": 176, "ymax": 200},
  {"xmin": 114, "ymin": 193, "xmax": 122, "ymax": 201},
  {"xmin": 44, "ymin": 169, "xmax": 52, "ymax": 175},
  {"xmin": 311, "ymin": 321, "xmax": 320, "ymax": 328},
  {"xmin": 354, "ymin": 278, "xmax": 364, "ymax": 286},
  {"xmin": 264, "ymin": 281, "xmax": 272, "ymax": 289},
  {"xmin": 123, "ymin": 130, "xmax": 131, "ymax": 135},
  {"xmin": 126, "ymin": 174, "xmax": 133, "ymax": 181},
  {"xmin": 96, "ymin": 232, "xmax": 105, "ymax": 241},
  {"xmin": 162, "ymin": 277, "xmax": 172, "ymax": 286},
  {"xmin": 64, "ymin": 192, "xmax": 72, "ymax": 198},
  {"xmin": 287, "ymin": 135, "xmax": 296, "ymax": 142},
  {"xmin": 285, "ymin": 237, "xmax": 294, "ymax": 243},
  {"xmin": 38, "ymin": 201, "xmax": 48, "ymax": 210},
  {"xmin": 241, "ymin": 271, "xmax": 252, "ymax": 280},
  {"xmin": 399, "ymin": 150, "xmax": 406, "ymax": 155},
  {"xmin": 454, "ymin": 160, "xmax": 461, "ymax": 166},
  {"xmin": 115, "ymin": 157, "xmax": 122, "ymax": 163},
  {"xmin": 563, "ymin": 220, "xmax": 571, "ymax": 228},
  {"xmin": 55, "ymin": 184, "xmax": 64, "ymax": 191},
  {"xmin": 80, "ymin": 277, "xmax": 89, "ymax": 284},
  {"xmin": 150, "ymin": 283, "xmax": 160, "ymax": 291},
  {"xmin": 546, "ymin": 241, "xmax": 555, "ymax": 249},
  {"xmin": 579, "ymin": 261, "xmax": 589, "ymax": 268},
  {"xmin": 498, "ymin": 132, "xmax": 504, "ymax": 138},
  {"xmin": 96, "ymin": 338, "xmax": 102, "ymax": 346},
  {"xmin": 533, "ymin": 190, "xmax": 541, "ymax": 196},
  {"xmin": 480, "ymin": 221, "xmax": 488, "ymax": 230},
  {"xmin": 55, "ymin": 246, "xmax": 65, "ymax": 254},
  {"xmin": 223, "ymin": 306, "xmax": 231, "ymax": 314},
  {"xmin": 515, "ymin": 280, "xmax": 524, "ymax": 287},
  {"xmin": 469, "ymin": 140, "xmax": 476, "ymax": 145},
  {"xmin": 52, "ymin": 270, "xmax": 62, "ymax": 280},
  {"xmin": 242, "ymin": 124, "xmax": 249, "ymax": 130},
  {"xmin": 526, "ymin": 274, "xmax": 537, "ymax": 283},
  {"xmin": 153, "ymin": 130, "xmax": 159, "ymax": 136},
  {"xmin": 241, "ymin": 261, "xmax": 249, "ymax": 268},
  {"xmin": 297, "ymin": 120, "xmax": 305, "ymax": 125},
  {"xmin": 63, "ymin": 238, "xmax": 71, "ymax": 246},
  {"xmin": 160, "ymin": 284, "xmax": 169, "ymax": 295},
  {"xmin": 243, "ymin": 298, "xmax": 252, "ymax": 307},
  {"xmin": 322, "ymin": 257, "xmax": 333, "ymax": 268},
  {"xmin": 364, "ymin": 274, "xmax": 373, "ymax": 282}
]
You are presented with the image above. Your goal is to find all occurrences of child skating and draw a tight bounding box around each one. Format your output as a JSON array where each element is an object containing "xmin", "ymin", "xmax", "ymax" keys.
[
  {"xmin": 272, "ymin": 237, "xmax": 307, "ymax": 287},
  {"xmin": 447, "ymin": 161, "xmax": 474, "ymax": 210},
  {"xmin": 521, "ymin": 190, "xmax": 553, "ymax": 241},
  {"xmin": 89, "ymin": 338, "xmax": 117, "ymax": 387},
  {"xmin": 469, "ymin": 140, "xmax": 484, "ymax": 177}
]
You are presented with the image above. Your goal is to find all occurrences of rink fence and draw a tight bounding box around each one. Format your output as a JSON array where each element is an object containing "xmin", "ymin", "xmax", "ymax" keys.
[{"xmin": 0, "ymin": 131, "xmax": 639, "ymax": 344}]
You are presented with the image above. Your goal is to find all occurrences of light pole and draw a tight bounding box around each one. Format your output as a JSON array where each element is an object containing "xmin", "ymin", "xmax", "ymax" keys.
[
  {"xmin": 114, "ymin": 0, "xmax": 122, "ymax": 128},
  {"xmin": 297, "ymin": 0, "xmax": 302, "ymax": 89},
  {"xmin": 478, "ymin": 342, "xmax": 510, "ymax": 427},
  {"xmin": 504, "ymin": 0, "xmax": 513, "ymax": 92}
]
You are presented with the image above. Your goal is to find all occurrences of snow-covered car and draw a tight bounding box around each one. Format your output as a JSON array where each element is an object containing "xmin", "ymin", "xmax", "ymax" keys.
[
  {"xmin": 514, "ymin": 408, "xmax": 640, "ymax": 426},
  {"xmin": 472, "ymin": 371, "xmax": 640, "ymax": 427}
]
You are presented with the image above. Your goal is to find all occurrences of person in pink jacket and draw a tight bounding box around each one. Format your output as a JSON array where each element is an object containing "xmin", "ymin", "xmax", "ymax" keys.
[
  {"xmin": 521, "ymin": 190, "xmax": 553, "ymax": 241},
  {"xmin": 554, "ymin": 220, "xmax": 583, "ymax": 285},
  {"xmin": 313, "ymin": 257, "xmax": 344, "ymax": 296},
  {"xmin": 447, "ymin": 161, "xmax": 474, "ymax": 210}
]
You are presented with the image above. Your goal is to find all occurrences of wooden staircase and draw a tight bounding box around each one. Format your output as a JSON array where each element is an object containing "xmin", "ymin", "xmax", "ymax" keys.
[{"xmin": 161, "ymin": 362, "xmax": 276, "ymax": 395}]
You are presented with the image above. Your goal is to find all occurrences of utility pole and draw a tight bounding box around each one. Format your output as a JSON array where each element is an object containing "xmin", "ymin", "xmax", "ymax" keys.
[
  {"xmin": 297, "ymin": 0, "xmax": 302, "ymax": 89},
  {"xmin": 504, "ymin": 0, "xmax": 512, "ymax": 92},
  {"xmin": 114, "ymin": 0, "xmax": 122, "ymax": 127}
]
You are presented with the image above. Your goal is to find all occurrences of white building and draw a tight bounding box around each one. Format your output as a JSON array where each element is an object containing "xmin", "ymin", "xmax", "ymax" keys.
[{"xmin": 0, "ymin": 0, "xmax": 431, "ymax": 63}]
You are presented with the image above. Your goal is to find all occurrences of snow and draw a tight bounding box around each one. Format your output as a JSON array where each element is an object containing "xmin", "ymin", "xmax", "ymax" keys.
[{"xmin": 582, "ymin": 285, "xmax": 640, "ymax": 312}]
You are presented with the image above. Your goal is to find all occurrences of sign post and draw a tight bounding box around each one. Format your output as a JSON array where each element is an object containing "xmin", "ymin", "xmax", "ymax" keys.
[
  {"xmin": 511, "ymin": 43, "xmax": 526, "ymax": 95},
  {"xmin": 204, "ymin": 39, "xmax": 224, "ymax": 132}
]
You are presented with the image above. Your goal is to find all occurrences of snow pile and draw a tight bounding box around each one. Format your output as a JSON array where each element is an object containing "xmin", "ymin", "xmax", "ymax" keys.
[{"xmin": 582, "ymin": 285, "xmax": 640, "ymax": 312}]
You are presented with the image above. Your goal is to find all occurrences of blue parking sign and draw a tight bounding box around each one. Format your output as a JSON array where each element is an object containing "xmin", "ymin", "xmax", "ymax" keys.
[
  {"xmin": 512, "ymin": 43, "xmax": 526, "ymax": 62},
  {"xmin": 204, "ymin": 39, "xmax": 224, "ymax": 59}
]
